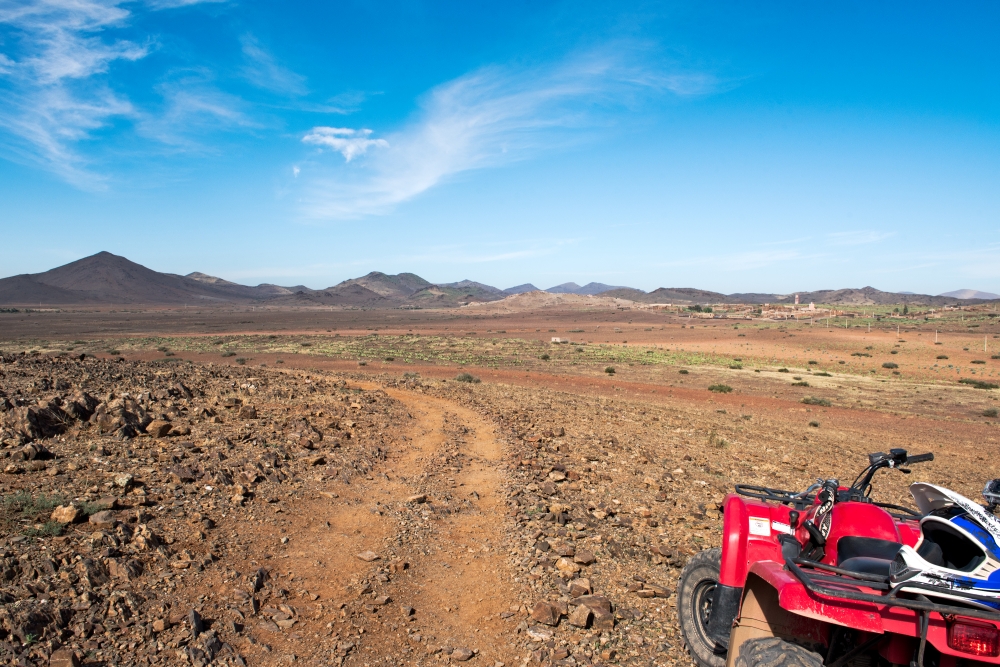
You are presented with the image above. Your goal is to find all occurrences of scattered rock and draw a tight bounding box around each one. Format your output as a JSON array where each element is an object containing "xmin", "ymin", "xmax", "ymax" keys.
[
  {"xmin": 356, "ymin": 550, "xmax": 380, "ymax": 562},
  {"xmin": 451, "ymin": 648, "xmax": 474, "ymax": 661},
  {"xmin": 88, "ymin": 510, "xmax": 116, "ymax": 529},
  {"xmin": 530, "ymin": 601, "xmax": 561, "ymax": 626},
  {"xmin": 50, "ymin": 504, "xmax": 80, "ymax": 523}
]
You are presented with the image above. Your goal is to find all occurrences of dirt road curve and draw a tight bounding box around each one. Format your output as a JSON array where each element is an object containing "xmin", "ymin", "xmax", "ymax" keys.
[{"xmin": 228, "ymin": 386, "xmax": 519, "ymax": 665}]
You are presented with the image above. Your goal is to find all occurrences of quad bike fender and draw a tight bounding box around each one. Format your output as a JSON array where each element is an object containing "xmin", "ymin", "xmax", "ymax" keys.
[
  {"xmin": 747, "ymin": 560, "xmax": 883, "ymax": 632},
  {"xmin": 719, "ymin": 494, "xmax": 792, "ymax": 588},
  {"xmin": 726, "ymin": 573, "xmax": 832, "ymax": 667}
]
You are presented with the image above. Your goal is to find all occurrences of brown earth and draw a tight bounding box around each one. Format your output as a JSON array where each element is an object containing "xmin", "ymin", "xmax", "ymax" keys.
[{"xmin": 0, "ymin": 306, "xmax": 998, "ymax": 667}]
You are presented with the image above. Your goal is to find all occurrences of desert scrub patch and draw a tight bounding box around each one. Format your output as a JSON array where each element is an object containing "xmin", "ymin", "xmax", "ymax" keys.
[
  {"xmin": 455, "ymin": 372, "xmax": 481, "ymax": 383},
  {"xmin": 808, "ymin": 360, "xmax": 818, "ymax": 365},
  {"xmin": 851, "ymin": 352, "xmax": 871, "ymax": 357},
  {"xmin": 813, "ymin": 371, "xmax": 832, "ymax": 377},
  {"xmin": 604, "ymin": 367, "xmax": 615, "ymax": 375},
  {"xmin": 960, "ymin": 379, "xmax": 999, "ymax": 390},
  {"xmin": 708, "ymin": 384, "xmax": 733, "ymax": 393},
  {"xmin": 235, "ymin": 357, "xmax": 247, "ymax": 365},
  {"xmin": 984, "ymin": 408, "xmax": 998, "ymax": 418},
  {"xmin": 221, "ymin": 351, "xmax": 236, "ymax": 357},
  {"xmin": 3, "ymin": 492, "xmax": 66, "ymax": 519},
  {"xmin": 882, "ymin": 362, "xmax": 899, "ymax": 369},
  {"xmin": 801, "ymin": 396, "xmax": 831, "ymax": 407},
  {"xmin": 972, "ymin": 360, "xmax": 986, "ymax": 364},
  {"xmin": 678, "ymin": 369, "xmax": 689, "ymax": 375},
  {"xmin": 540, "ymin": 354, "xmax": 550, "ymax": 361},
  {"xmin": 791, "ymin": 381, "xmax": 810, "ymax": 387},
  {"xmin": 937, "ymin": 355, "xmax": 949, "ymax": 360},
  {"xmin": 809, "ymin": 421, "xmax": 820, "ymax": 428},
  {"xmin": 729, "ymin": 363, "xmax": 743, "ymax": 369},
  {"xmin": 777, "ymin": 368, "xmax": 789, "ymax": 373}
]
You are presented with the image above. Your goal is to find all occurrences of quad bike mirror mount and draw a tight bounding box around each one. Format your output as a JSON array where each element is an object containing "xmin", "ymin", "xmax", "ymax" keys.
[{"xmin": 983, "ymin": 479, "xmax": 1000, "ymax": 511}]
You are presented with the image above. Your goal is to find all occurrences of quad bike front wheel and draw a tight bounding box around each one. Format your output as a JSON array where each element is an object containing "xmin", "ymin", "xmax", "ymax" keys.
[
  {"xmin": 678, "ymin": 547, "xmax": 727, "ymax": 667},
  {"xmin": 735, "ymin": 637, "xmax": 823, "ymax": 667}
]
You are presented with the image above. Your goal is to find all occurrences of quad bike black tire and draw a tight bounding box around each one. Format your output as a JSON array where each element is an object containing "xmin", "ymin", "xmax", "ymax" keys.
[
  {"xmin": 735, "ymin": 637, "xmax": 824, "ymax": 667},
  {"xmin": 678, "ymin": 547, "xmax": 727, "ymax": 667}
]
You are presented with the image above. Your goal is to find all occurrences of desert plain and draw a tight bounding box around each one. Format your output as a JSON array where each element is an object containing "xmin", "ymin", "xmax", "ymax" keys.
[{"xmin": 0, "ymin": 300, "xmax": 999, "ymax": 667}]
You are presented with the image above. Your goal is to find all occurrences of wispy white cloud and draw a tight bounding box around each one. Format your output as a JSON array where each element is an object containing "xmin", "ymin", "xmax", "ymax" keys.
[
  {"xmin": 0, "ymin": 0, "xmax": 148, "ymax": 187},
  {"xmin": 303, "ymin": 127, "xmax": 388, "ymax": 162},
  {"xmin": 299, "ymin": 48, "xmax": 722, "ymax": 219},
  {"xmin": 826, "ymin": 230, "xmax": 894, "ymax": 246},
  {"xmin": 143, "ymin": 0, "xmax": 228, "ymax": 9},
  {"xmin": 239, "ymin": 33, "xmax": 306, "ymax": 96},
  {"xmin": 137, "ymin": 72, "xmax": 260, "ymax": 147}
]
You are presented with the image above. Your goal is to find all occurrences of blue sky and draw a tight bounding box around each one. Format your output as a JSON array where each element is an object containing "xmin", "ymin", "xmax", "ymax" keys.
[{"xmin": 1, "ymin": 1, "xmax": 998, "ymax": 294}]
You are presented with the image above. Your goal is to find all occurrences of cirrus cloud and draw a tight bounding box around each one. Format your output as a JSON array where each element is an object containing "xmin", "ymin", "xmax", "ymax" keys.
[{"xmin": 302, "ymin": 127, "xmax": 389, "ymax": 162}]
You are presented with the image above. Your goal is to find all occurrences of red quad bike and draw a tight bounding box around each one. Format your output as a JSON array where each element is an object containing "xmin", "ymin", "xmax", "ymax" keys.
[{"xmin": 678, "ymin": 449, "xmax": 1000, "ymax": 667}]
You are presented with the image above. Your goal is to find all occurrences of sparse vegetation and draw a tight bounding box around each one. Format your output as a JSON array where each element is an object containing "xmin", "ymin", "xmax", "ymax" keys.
[
  {"xmin": 971, "ymin": 360, "xmax": 986, "ymax": 364},
  {"xmin": 777, "ymin": 368, "xmax": 789, "ymax": 373},
  {"xmin": 937, "ymin": 355, "xmax": 949, "ymax": 360},
  {"xmin": 851, "ymin": 352, "xmax": 871, "ymax": 357},
  {"xmin": 882, "ymin": 362, "xmax": 898, "ymax": 369},
  {"xmin": 959, "ymin": 379, "xmax": 998, "ymax": 390},
  {"xmin": 802, "ymin": 397, "xmax": 831, "ymax": 407},
  {"xmin": 678, "ymin": 369, "xmax": 689, "ymax": 375},
  {"xmin": 792, "ymin": 381, "xmax": 810, "ymax": 387},
  {"xmin": 809, "ymin": 421, "xmax": 820, "ymax": 428},
  {"xmin": 814, "ymin": 371, "xmax": 832, "ymax": 377},
  {"xmin": 808, "ymin": 360, "xmax": 818, "ymax": 365},
  {"xmin": 984, "ymin": 408, "xmax": 999, "ymax": 418},
  {"xmin": 708, "ymin": 384, "xmax": 733, "ymax": 393},
  {"xmin": 455, "ymin": 372, "xmax": 481, "ymax": 383},
  {"xmin": 604, "ymin": 367, "xmax": 615, "ymax": 375},
  {"xmin": 235, "ymin": 357, "xmax": 247, "ymax": 365},
  {"xmin": 540, "ymin": 354, "xmax": 550, "ymax": 361}
]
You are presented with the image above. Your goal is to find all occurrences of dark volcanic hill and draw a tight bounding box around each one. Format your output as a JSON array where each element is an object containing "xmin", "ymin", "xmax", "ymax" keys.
[{"xmin": 332, "ymin": 272, "xmax": 432, "ymax": 299}]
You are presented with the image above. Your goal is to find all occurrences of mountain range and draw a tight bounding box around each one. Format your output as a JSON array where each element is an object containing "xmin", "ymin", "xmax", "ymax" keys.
[{"xmin": 0, "ymin": 252, "xmax": 996, "ymax": 308}]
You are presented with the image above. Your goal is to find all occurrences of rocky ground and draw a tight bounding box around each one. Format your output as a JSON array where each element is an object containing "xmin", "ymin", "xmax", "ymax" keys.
[{"xmin": 0, "ymin": 351, "xmax": 994, "ymax": 667}]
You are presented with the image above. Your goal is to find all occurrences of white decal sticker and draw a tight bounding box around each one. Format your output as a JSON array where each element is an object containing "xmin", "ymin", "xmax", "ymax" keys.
[
  {"xmin": 771, "ymin": 521, "xmax": 793, "ymax": 535},
  {"xmin": 749, "ymin": 517, "xmax": 771, "ymax": 536}
]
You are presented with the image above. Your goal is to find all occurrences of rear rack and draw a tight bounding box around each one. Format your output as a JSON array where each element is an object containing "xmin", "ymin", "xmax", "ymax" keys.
[{"xmin": 786, "ymin": 556, "xmax": 1000, "ymax": 623}]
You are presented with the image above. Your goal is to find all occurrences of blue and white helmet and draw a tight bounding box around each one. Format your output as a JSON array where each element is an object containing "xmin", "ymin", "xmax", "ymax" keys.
[{"xmin": 889, "ymin": 482, "xmax": 1000, "ymax": 610}]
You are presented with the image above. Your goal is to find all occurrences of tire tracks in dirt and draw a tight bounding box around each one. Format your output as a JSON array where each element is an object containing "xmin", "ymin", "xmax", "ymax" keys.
[{"xmin": 235, "ymin": 384, "xmax": 520, "ymax": 665}]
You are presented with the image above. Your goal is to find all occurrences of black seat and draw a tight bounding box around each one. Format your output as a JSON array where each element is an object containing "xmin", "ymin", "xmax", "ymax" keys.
[{"xmin": 836, "ymin": 536, "xmax": 903, "ymax": 577}]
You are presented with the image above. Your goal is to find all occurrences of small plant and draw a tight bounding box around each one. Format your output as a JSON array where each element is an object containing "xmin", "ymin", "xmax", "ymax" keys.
[
  {"xmin": 777, "ymin": 368, "xmax": 789, "ymax": 373},
  {"xmin": 729, "ymin": 363, "xmax": 743, "ymax": 370},
  {"xmin": 25, "ymin": 521, "xmax": 65, "ymax": 537},
  {"xmin": 358, "ymin": 361, "xmax": 367, "ymax": 366},
  {"xmin": 984, "ymin": 408, "xmax": 999, "ymax": 418},
  {"xmin": 801, "ymin": 396, "xmax": 831, "ymax": 407},
  {"xmin": 809, "ymin": 421, "xmax": 820, "ymax": 428},
  {"xmin": 808, "ymin": 360, "xmax": 818, "ymax": 365},
  {"xmin": 107, "ymin": 349, "xmax": 120, "ymax": 355},
  {"xmin": 851, "ymin": 352, "xmax": 871, "ymax": 357},
  {"xmin": 455, "ymin": 372, "xmax": 481, "ymax": 383},
  {"xmin": 235, "ymin": 357, "xmax": 247, "ymax": 365},
  {"xmin": 540, "ymin": 354, "xmax": 550, "ymax": 361},
  {"xmin": 708, "ymin": 384, "xmax": 733, "ymax": 393},
  {"xmin": 972, "ymin": 360, "xmax": 986, "ymax": 364},
  {"xmin": 937, "ymin": 355, "xmax": 949, "ymax": 360},
  {"xmin": 300, "ymin": 342, "xmax": 312, "ymax": 347},
  {"xmin": 993, "ymin": 354, "xmax": 1000, "ymax": 360},
  {"xmin": 890, "ymin": 350, "xmax": 898, "ymax": 355},
  {"xmin": 960, "ymin": 379, "xmax": 999, "ymax": 390},
  {"xmin": 709, "ymin": 431, "xmax": 728, "ymax": 448},
  {"xmin": 221, "ymin": 351, "xmax": 236, "ymax": 357},
  {"xmin": 679, "ymin": 369, "xmax": 689, "ymax": 375},
  {"xmin": 605, "ymin": 367, "xmax": 615, "ymax": 375},
  {"xmin": 792, "ymin": 381, "xmax": 810, "ymax": 387},
  {"xmin": 882, "ymin": 362, "xmax": 898, "ymax": 369},
  {"xmin": 814, "ymin": 371, "xmax": 832, "ymax": 377},
  {"xmin": 276, "ymin": 359, "xmax": 284, "ymax": 364},
  {"xmin": 385, "ymin": 357, "xmax": 395, "ymax": 361}
]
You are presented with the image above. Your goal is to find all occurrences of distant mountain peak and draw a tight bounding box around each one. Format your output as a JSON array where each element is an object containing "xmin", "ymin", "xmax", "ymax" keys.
[{"xmin": 939, "ymin": 289, "xmax": 1000, "ymax": 300}]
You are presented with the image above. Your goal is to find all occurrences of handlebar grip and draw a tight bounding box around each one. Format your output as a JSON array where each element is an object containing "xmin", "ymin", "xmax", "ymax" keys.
[{"xmin": 906, "ymin": 453, "xmax": 934, "ymax": 464}]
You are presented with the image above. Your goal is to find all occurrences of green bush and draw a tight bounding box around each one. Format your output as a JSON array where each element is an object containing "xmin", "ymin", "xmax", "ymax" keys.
[
  {"xmin": 972, "ymin": 360, "xmax": 986, "ymax": 364},
  {"xmin": 882, "ymin": 362, "xmax": 898, "ymax": 369},
  {"xmin": 604, "ymin": 367, "xmax": 615, "ymax": 375},
  {"xmin": 808, "ymin": 360, "xmax": 818, "ymax": 365},
  {"xmin": 777, "ymin": 368, "xmax": 789, "ymax": 373},
  {"xmin": 679, "ymin": 369, "xmax": 689, "ymax": 375},
  {"xmin": 809, "ymin": 421, "xmax": 820, "ymax": 428},
  {"xmin": 221, "ymin": 351, "xmax": 236, "ymax": 357},
  {"xmin": 937, "ymin": 355, "xmax": 948, "ymax": 360},
  {"xmin": 960, "ymin": 379, "xmax": 999, "ymax": 390},
  {"xmin": 792, "ymin": 381, "xmax": 810, "ymax": 387},
  {"xmin": 814, "ymin": 371, "xmax": 832, "ymax": 377},
  {"xmin": 235, "ymin": 357, "xmax": 247, "ymax": 365},
  {"xmin": 455, "ymin": 372, "xmax": 481, "ymax": 383},
  {"xmin": 540, "ymin": 354, "xmax": 550, "ymax": 361},
  {"xmin": 385, "ymin": 357, "xmax": 395, "ymax": 361},
  {"xmin": 983, "ymin": 408, "xmax": 998, "ymax": 418},
  {"xmin": 729, "ymin": 363, "xmax": 743, "ymax": 370},
  {"xmin": 708, "ymin": 384, "xmax": 733, "ymax": 393},
  {"xmin": 851, "ymin": 352, "xmax": 871, "ymax": 357},
  {"xmin": 802, "ymin": 396, "xmax": 831, "ymax": 407}
]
